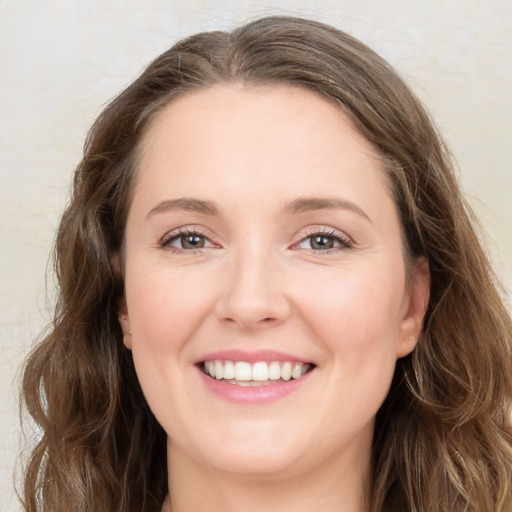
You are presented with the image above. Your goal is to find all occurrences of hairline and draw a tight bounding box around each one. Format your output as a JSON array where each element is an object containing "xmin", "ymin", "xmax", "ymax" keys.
[{"xmin": 117, "ymin": 80, "xmax": 417, "ymax": 283}]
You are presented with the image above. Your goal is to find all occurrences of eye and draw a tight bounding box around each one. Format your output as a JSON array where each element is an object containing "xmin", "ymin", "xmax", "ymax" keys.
[
  {"xmin": 294, "ymin": 229, "xmax": 352, "ymax": 252},
  {"xmin": 160, "ymin": 228, "xmax": 216, "ymax": 251}
]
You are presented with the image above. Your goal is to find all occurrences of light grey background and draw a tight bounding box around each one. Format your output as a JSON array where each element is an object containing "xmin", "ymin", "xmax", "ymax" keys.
[{"xmin": 1, "ymin": 1, "xmax": 511, "ymax": 509}]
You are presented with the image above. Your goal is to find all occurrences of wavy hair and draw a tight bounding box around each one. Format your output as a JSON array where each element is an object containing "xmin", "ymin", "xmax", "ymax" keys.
[{"xmin": 21, "ymin": 16, "xmax": 512, "ymax": 512}]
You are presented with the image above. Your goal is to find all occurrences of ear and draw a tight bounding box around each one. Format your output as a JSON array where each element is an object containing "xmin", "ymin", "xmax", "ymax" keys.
[
  {"xmin": 397, "ymin": 257, "xmax": 430, "ymax": 358},
  {"xmin": 112, "ymin": 252, "xmax": 132, "ymax": 350},
  {"xmin": 118, "ymin": 296, "xmax": 133, "ymax": 350}
]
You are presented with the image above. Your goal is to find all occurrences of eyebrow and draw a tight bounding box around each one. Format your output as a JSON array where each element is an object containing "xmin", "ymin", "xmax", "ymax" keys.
[
  {"xmin": 146, "ymin": 195, "xmax": 371, "ymax": 223},
  {"xmin": 146, "ymin": 198, "xmax": 220, "ymax": 219},
  {"xmin": 282, "ymin": 196, "xmax": 372, "ymax": 223}
]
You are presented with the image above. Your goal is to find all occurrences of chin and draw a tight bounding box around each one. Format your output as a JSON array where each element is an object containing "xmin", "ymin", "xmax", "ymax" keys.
[
  {"xmin": 204, "ymin": 447, "xmax": 305, "ymax": 479},
  {"xmin": 186, "ymin": 421, "xmax": 321, "ymax": 478}
]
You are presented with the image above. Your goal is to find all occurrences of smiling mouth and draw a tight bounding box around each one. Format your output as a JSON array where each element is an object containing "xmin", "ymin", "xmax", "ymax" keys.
[{"xmin": 200, "ymin": 360, "xmax": 314, "ymax": 386}]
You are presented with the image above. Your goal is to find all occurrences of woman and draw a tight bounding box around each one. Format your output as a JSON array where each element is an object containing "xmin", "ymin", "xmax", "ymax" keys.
[{"xmin": 21, "ymin": 16, "xmax": 512, "ymax": 512}]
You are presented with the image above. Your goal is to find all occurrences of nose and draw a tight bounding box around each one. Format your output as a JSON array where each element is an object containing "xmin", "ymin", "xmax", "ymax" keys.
[{"xmin": 214, "ymin": 248, "xmax": 291, "ymax": 331}]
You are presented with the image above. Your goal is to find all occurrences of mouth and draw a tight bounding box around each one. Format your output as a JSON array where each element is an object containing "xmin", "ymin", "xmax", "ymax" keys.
[{"xmin": 199, "ymin": 360, "xmax": 315, "ymax": 387}]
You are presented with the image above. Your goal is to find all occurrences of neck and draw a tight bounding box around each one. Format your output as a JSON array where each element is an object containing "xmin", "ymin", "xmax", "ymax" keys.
[{"xmin": 163, "ymin": 439, "xmax": 371, "ymax": 512}]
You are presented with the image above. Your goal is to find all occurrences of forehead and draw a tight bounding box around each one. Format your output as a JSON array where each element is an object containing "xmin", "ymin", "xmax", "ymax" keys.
[
  {"xmin": 142, "ymin": 83, "xmax": 377, "ymax": 150},
  {"xmin": 133, "ymin": 84, "xmax": 392, "ymax": 213}
]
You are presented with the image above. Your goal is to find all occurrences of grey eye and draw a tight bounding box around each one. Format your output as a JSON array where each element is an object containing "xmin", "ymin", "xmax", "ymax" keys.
[
  {"xmin": 297, "ymin": 234, "xmax": 341, "ymax": 250},
  {"xmin": 163, "ymin": 230, "xmax": 214, "ymax": 250},
  {"xmin": 309, "ymin": 235, "xmax": 336, "ymax": 250},
  {"xmin": 180, "ymin": 234, "xmax": 206, "ymax": 249}
]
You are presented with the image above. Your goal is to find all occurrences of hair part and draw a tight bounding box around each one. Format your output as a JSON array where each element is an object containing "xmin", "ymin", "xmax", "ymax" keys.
[{"xmin": 21, "ymin": 16, "xmax": 512, "ymax": 512}]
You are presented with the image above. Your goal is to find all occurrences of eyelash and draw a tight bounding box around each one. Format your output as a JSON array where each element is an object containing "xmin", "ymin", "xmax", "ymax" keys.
[
  {"xmin": 294, "ymin": 227, "xmax": 353, "ymax": 253},
  {"xmin": 159, "ymin": 227, "xmax": 213, "ymax": 252},
  {"xmin": 159, "ymin": 227, "xmax": 353, "ymax": 253}
]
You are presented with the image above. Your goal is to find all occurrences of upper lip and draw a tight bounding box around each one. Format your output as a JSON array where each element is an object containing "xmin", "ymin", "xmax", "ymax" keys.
[{"xmin": 195, "ymin": 349, "xmax": 312, "ymax": 364}]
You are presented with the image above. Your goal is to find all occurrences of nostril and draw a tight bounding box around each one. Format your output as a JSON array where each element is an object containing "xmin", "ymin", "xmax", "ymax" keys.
[{"xmin": 221, "ymin": 315, "xmax": 279, "ymax": 328}]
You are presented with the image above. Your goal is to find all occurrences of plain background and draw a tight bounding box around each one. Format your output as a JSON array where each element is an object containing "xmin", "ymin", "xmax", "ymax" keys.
[{"xmin": 1, "ymin": 1, "xmax": 511, "ymax": 509}]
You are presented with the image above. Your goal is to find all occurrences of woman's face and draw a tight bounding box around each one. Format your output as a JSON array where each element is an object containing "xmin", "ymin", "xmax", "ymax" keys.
[{"xmin": 119, "ymin": 85, "xmax": 429, "ymax": 479}]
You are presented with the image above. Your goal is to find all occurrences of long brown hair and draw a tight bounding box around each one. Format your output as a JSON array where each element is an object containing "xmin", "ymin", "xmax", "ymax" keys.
[{"xmin": 21, "ymin": 16, "xmax": 512, "ymax": 512}]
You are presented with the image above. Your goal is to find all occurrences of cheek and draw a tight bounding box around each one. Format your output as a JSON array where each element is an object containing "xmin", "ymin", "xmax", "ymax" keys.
[
  {"xmin": 294, "ymin": 262, "xmax": 406, "ymax": 377},
  {"xmin": 125, "ymin": 265, "xmax": 215, "ymax": 353},
  {"xmin": 303, "ymin": 267, "xmax": 404, "ymax": 336},
  {"xmin": 283, "ymin": 265, "xmax": 406, "ymax": 453},
  {"xmin": 123, "ymin": 266, "xmax": 214, "ymax": 430}
]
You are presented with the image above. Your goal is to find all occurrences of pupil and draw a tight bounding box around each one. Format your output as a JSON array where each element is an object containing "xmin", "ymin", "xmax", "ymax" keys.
[
  {"xmin": 182, "ymin": 235, "xmax": 204, "ymax": 249},
  {"xmin": 312, "ymin": 235, "xmax": 334, "ymax": 250}
]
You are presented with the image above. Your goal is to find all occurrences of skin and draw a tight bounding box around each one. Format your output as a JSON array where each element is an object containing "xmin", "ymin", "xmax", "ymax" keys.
[{"xmin": 118, "ymin": 84, "xmax": 430, "ymax": 512}]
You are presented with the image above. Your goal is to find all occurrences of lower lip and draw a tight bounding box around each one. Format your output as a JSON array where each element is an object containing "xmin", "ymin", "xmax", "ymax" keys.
[{"xmin": 197, "ymin": 366, "xmax": 312, "ymax": 404}]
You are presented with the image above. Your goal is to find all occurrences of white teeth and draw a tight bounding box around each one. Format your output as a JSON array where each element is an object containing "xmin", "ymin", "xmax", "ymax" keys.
[
  {"xmin": 223, "ymin": 360, "xmax": 235, "ymax": 380},
  {"xmin": 203, "ymin": 360, "xmax": 312, "ymax": 384},
  {"xmin": 268, "ymin": 361, "xmax": 281, "ymax": 380},
  {"xmin": 235, "ymin": 380, "xmax": 275, "ymax": 387},
  {"xmin": 291, "ymin": 363, "xmax": 303, "ymax": 379},
  {"xmin": 214, "ymin": 360, "xmax": 223, "ymax": 380},
  {"xmin": 281, "ymin": 362, "xmax": 292, "ymax": 381},
  {"xmin": 234, "ymin": 361, "xmax": 252, "ymax": 381},
  {"xmin": 252, "ymin": 362, "xmax": 269, "ymax": 381}
]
